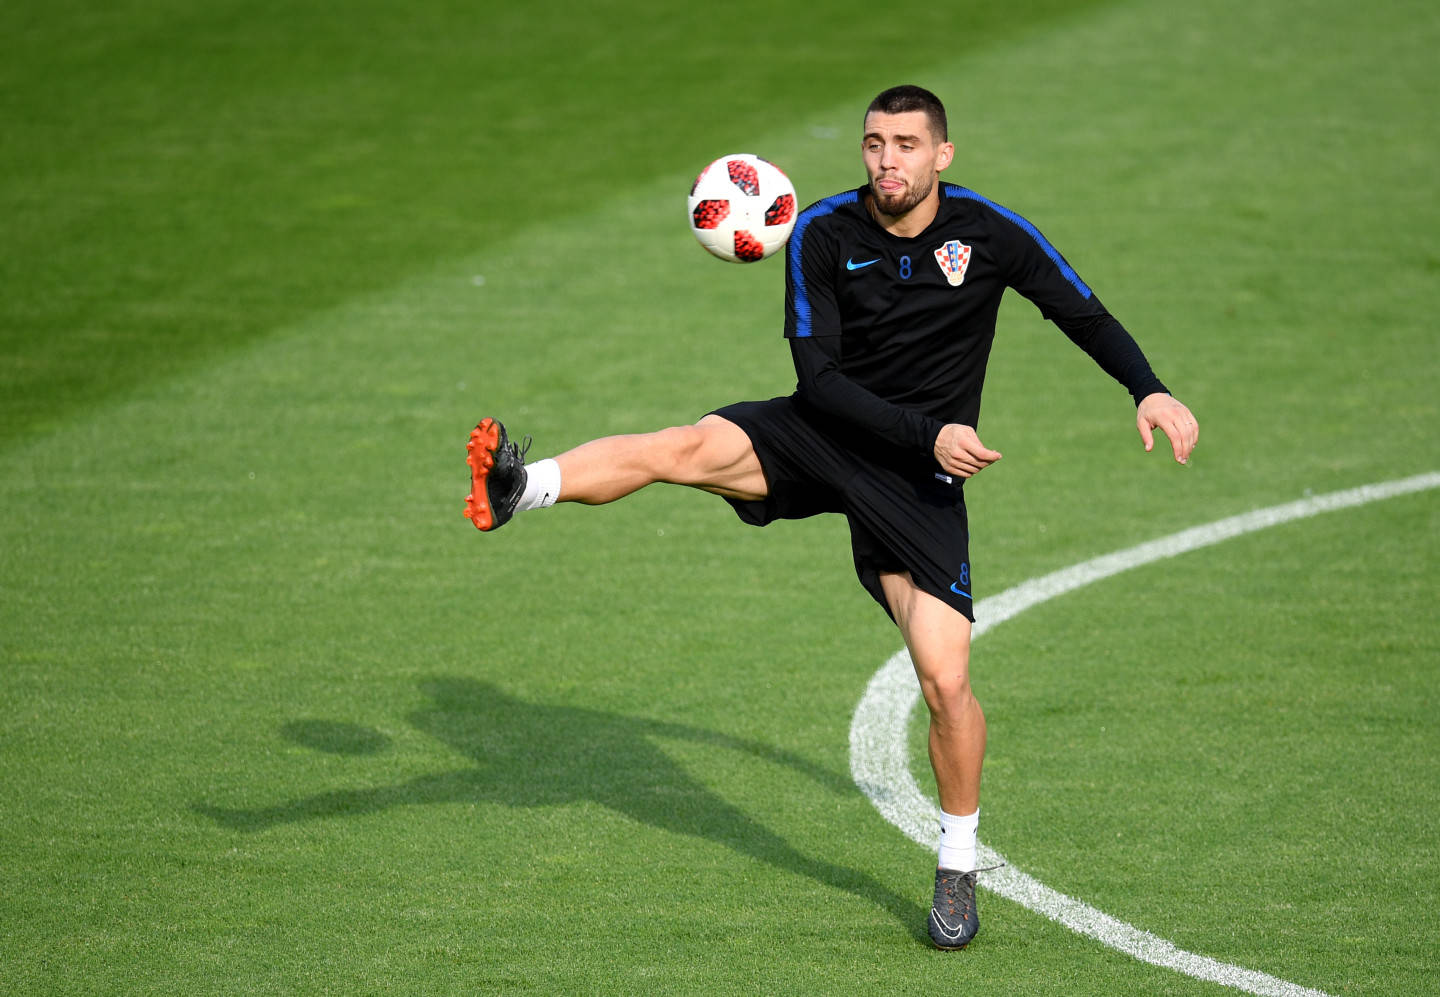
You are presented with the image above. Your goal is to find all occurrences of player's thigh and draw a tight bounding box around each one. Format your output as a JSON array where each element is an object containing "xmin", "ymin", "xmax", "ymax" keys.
[
  {"xmin": 880, "ymin": 571, "xmax": 973, "ymax": 689},
  {"xmin": 670, "ymin": 414, "xmax": 767, "ymax": 501}
]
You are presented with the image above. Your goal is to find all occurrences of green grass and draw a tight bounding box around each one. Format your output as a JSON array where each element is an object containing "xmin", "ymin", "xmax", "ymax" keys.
[{"xmin": 2, "ymin": 0, "xmax": 1438, "ymax": 993}]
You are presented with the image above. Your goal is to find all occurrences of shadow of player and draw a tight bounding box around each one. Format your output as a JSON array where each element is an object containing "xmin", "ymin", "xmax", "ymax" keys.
[{"xmin": 195, "ymin": 675, "xmax": 924, "ymax": 937}]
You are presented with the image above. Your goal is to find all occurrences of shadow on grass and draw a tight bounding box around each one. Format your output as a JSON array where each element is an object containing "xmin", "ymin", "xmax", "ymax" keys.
[{"xmin": 195, "ymin": 675, "xmax": 926, "ymax": 941}]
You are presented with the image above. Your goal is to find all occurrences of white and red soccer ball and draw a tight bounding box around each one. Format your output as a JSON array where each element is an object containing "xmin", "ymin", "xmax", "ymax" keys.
[{"xmin": 687, "ymin": 154, "xmax": 796, "ymax": 263}]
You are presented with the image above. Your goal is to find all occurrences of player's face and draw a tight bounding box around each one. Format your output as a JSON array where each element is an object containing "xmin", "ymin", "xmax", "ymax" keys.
[{"xmin": 862, "ymin": 110, "xmax": 955, "ymax": 218}]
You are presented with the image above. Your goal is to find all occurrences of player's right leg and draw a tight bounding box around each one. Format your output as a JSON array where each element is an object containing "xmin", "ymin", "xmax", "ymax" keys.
[
  {"xmin": 465, "ymin": 414, "xmax": 765, "ymax": 531},
  {"xmin": 556, "ymin": 414, "xmax": 767, "ymax": 504}
]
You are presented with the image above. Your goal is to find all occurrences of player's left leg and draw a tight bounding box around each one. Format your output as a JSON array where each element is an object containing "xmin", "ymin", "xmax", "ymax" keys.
[
  {"xmin": 878, "ymin": 570, "xmax": 988, "ymax": 950},
  {"xmin": 879, "ymin": 570, "xmax": 984, "ymax": 815}
]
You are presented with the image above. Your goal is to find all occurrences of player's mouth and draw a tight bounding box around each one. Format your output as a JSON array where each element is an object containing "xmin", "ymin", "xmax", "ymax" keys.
[{"xmin": 875, "ymin": 177, "xmax": 906, "ymax": 194}]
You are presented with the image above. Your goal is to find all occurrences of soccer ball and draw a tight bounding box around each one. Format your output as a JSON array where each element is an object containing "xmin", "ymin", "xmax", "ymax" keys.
[{"xmin": 687, "ymin": 154, "xmax": 797, "ymax": 263}]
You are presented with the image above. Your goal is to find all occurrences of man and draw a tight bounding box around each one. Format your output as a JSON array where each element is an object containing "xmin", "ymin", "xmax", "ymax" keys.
[{"xmin": 464, "ymin": 85, "xmax": 1198, "ymax": 950}]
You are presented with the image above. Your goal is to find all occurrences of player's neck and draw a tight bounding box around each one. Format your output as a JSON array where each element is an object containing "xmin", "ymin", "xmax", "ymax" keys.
[{"xmin": 866, "ymin": 190, "xmax": 941, "ymax": 239}]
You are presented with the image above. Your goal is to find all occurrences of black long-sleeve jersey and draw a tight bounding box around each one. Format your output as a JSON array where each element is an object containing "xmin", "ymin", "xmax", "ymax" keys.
[{"xmin": 783, "ymin": 182, "xmax": 1168, "ymax": 460}]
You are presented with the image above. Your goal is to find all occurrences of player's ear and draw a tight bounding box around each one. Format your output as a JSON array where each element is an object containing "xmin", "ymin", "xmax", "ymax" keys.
[{"xmin": 936, "ymin": 141, "xmax": 955, "ymax": 172}]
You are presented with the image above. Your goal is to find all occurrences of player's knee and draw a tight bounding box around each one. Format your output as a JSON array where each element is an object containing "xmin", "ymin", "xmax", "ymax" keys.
[
  {"xmin": 650, "ymin": 424, "xmax": 709, "ymax": 482},
  {"xmin": 919, "ymin": 669, "xmax": 975, "ymax": 718}
]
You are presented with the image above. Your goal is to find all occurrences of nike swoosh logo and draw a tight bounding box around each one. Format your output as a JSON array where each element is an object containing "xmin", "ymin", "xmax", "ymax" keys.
[
  {"xmin": 846, "ymin": 257, "xmax": 881, "ymax": 271},
  {"xmin": 930, "ymin": 911, "xmax": 967, "ymax": 937},
  {"xmin": 950, "ymin": 583, "xmax": 972, "ymax": 599}
]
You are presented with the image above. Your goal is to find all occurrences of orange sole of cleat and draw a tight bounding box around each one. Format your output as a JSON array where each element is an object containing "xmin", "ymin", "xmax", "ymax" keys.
[{"xmin": 464, "ymin": 418, "xmax": 502, "ymax": 530}]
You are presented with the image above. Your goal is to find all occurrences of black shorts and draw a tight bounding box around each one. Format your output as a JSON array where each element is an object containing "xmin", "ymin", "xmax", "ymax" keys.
[{"xmin": 710, "ymin": 396, "xmax": 974, "ymax": 622}]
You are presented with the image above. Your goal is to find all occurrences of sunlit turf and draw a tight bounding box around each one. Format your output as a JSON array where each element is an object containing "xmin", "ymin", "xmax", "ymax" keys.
[{"xmin": 2, "ymin": 0, "xmax": 1437, "ymax": 993}]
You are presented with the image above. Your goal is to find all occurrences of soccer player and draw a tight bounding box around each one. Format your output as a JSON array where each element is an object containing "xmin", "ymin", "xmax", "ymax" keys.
[{"xmin": 465, "ymin": 84, "xmax": 1198, "ymax": 950}]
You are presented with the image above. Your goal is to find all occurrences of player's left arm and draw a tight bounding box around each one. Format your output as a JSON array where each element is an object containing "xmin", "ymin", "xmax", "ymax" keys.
[
  {"xmin": 1062, "ymin": 313, "xmax": 1199, "ymax": 465},
  {"xmin": 1000, "ymin": 210, "xmax": 1198, "ymax": 466},
  {"xmin": 1058, "ymin": 313, "xmax": 1200, "ymax": 466}
]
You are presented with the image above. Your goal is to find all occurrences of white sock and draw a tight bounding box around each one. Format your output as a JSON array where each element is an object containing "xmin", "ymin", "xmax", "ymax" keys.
[
  {"xmin": 937, "ymin": 808, "xmax": 979, "ymax": 872},
  {"xmin": 515, "ymin": 458, "xmax": 561, "ymax": 512}
]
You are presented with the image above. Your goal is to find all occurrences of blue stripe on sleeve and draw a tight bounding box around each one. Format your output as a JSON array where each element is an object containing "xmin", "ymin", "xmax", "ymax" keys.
[
  {"xmin": 788, "ymin": 190, "xmax": 859, "ymax": 337},
  {"xmin": 944, "ymin": 184, "xmax": 1092, "ymax": 299}
]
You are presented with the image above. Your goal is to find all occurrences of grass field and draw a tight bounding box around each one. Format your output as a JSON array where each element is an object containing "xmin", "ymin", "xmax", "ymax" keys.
[{"xmin": 2, "ymin": 0, "xmax": 1437, "ymax": 993}]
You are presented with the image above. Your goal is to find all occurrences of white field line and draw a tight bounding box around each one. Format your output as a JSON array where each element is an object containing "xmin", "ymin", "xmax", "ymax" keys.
[{"xmin": 850, "ymin": 471, "xmax": 1440, "ymax": 996}]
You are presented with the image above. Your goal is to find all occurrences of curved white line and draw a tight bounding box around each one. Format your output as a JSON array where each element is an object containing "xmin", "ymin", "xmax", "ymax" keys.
[{"xmin": 850, "ymin": 472, "xmax": 1440, "ymax": 996}]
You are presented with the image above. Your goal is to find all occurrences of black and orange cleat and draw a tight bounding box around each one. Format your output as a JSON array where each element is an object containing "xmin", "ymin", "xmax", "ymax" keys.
[{"xmin": 465, "ymin": 418, "xmax": 529, "ymax": 531}]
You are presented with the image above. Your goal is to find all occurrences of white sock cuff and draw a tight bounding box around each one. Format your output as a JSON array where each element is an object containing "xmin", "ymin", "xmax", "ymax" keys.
[
  {"xmin": 940, "ymin": 808, "xmax": 980, "ymax": 831},
  {"xmin": 937, "ymin": 807, "xmax": 980, "ymax": 873},
  {"xmin": 517, "ymin": 458, "xmax": 561, "ymax": 512}
]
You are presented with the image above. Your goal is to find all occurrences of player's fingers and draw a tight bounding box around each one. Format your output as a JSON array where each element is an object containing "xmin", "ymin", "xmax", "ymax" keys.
[
  {"xmin": 945, "ymin": 452, "xmax": 986, "ymax": 477},
  {"xmin": 1171, "ymin": 426, "xmax": 1187, "ymax": 463},
  {"xmin": 1171, "ymin": 417, "xmax": 1199, "ymax": 464},
  {"xmin": 1137, "ymin": 415, "xmax": 1156, "ymax": 453},
  {"xmin": 960, "ymin": 431, "xmax": 1001, "ymax": 463},
  {"xmin": 958, "ymin": 446, "xmax": 1001, "ymax": 471}
]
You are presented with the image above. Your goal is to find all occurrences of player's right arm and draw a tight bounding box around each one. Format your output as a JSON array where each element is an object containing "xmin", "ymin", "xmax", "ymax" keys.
[
  {"xmin": 784, "ymin": 200, "xmax": 953, "ymax": 459},
  {"xmin": 787, "ymin": 336, "xmax": 1001, "ymax": 476},
  {"xmin": 787, "ymin": 335, "xmax": 944, "ymax": 452}
]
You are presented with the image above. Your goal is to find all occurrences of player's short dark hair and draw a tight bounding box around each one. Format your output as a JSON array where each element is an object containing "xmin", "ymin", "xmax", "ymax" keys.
[{"xmin": 866, "ymin": 85, "xmax": 948, "ymax": 142}]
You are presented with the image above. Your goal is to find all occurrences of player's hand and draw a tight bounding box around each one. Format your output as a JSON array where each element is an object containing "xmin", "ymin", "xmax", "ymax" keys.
[
  {"xmin": 934, "ymin": 424, "xmax": 1002, "ymax": 479},
  {"xmin": 1136, "ymin": 393, "xmax": 1198, "ymax": 465}
]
